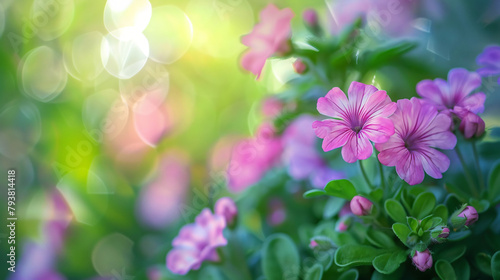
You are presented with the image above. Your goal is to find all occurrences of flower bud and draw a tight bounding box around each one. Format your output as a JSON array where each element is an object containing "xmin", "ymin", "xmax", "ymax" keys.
[
  {"xmin": 350, "ymin": 196, "xmax": 373, "ymax": 216},
  {"xmin": 336, "ymin": 216, "xmax": 352, "ymax": 232},
  {"xmin": 214, "ymin": 197, "xmax": 238, "ymax": 227},
  {"xmin": 453, "ymin": 107, "xmax": 485, "ymax": 139},
  {"xmin": 457, "ymin": 206, "xmax": 478, "ymax": 226},
  {"xmin": 303, "ymin": 9, "xmax": 318, "ymax": 28},
  {"xmin": 293, "ymin": 59, "xmax": 307, "ymax": 74},
  {"xmin": 309, "ymin": 240, "xmax": 318, "ymax": 249},
  {"xmin": 438, "ymin": 227, "xmax": 450, "ymax": 238},
  {"xmin": 412, "ymin": 249, "xmax": 433, "ymax": 272}
]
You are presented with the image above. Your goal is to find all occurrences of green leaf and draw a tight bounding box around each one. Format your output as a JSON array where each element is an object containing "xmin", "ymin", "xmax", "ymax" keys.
[
  {"xmin": 366, "ymin": 228, "xmax": 396, "ymax": 248},
  {"xmin": 304, "ymin": 189, "xmax": 327, "ymax": 198},
  {"xmin": 436, "ymin": 245, "xmax": 467, "ymax": 263},
  {"xmin": 335, "ymin": 244, "xmax": 385, "ymax": 267},
  {"xmin": 324, "ymin": 179, "xmax": 357, "ymax": 200},
  {"xmin": 489, "ymin": 161, "xmax": 500, "ymax": 204},
  {"xmin": 492, "ymin": 251, "xmax": 500, "ymax": 280},
  {"xmin": 421, "ymin": 216, "xmax": 442, "ymax": 231},
  {"xmin": 338, "ymin": 269, "xmax": 359, "ymax": 280},
  {"xmin": 372, "ymin": 251, "xmax": 407, "ymax": 274},
  {"xmin": 370, "ymin": 188, "xmax": 384, "ymax": 203},
  {"xmin": 452, "ymin": 258, "xmax": 470, "ymax": 280},
  {"xmin": 363, "ymin": 41, "xmax": 417, "ymax": 68},
  {"xmin": 469, "ymin": 198, "xmax": 490, "ymax": 213},
  {"xmin": 412, "ymin": 192, "xmax": 436, "ymax": 219},
  {"xmin": 407, "ymin": 217, "xmax": 419, "ymax": 232},
  {"xmin": 384, "ymin": 199, "xmax": 407, "ymax": 223},
  {"xmin": 392, "ymin": 223, "xmax": 411, "ymax": 247},
  {"xmin": 323, "ymin": 197, "xmax": 346, "ymax": 219},
  {"xmin": 261, "ymin": 234, "xmax": 300, "ymax": 280},
  {"xmin": 433, "ymin": 205, "xmax": 449, "ymax": 222},
  {"xmin": 475, "ymin": 253, "xmax": 492, "ymax": 276},
  {"xmin": 448, "ymin": 231, "xmax": 471, "ymax": 241},
  {"xmin": 435, "ymin": 260, "xmax": 457, "ymax": 280},
  {"xmin": 305, "ymin": 263, "xmax": 323, "ymax": 280},
  {"xmin": 445, "ymin": 183, "xmax": 470, "ymax": 200}
]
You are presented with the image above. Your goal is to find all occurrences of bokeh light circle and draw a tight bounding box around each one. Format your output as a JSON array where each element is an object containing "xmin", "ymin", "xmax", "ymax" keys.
[
  {"xmin": 63, "ymin": 31, "xmax": 104, "ymax": 81},
  {"xmin": 143, "ymin": 5, "xmax": 193, "ymax": 64},
  {"xmin": 104, "ymin": 0, "xmax": 152, "ymax": 41},
  {"xmin": 118, "ymin": 61, "xmax": 170, "ymax": 113},
  {"xmin": 0, "ymin": 101, "xmax": 41, "ymax": 159},
  {"xmin": 101, "ymin": 32, "xmax": 149, "ymax": 79},
  {"xmin": 30, "ymin": 0, "xmax": 75, "ymax": 41},
  {"xmin": 21, "ymin": 46, "xmax": 68, "ymax": 102}
]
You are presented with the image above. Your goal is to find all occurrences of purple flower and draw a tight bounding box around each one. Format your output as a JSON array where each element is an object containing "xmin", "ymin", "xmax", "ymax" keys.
[
  {"xmin": 313, "ymin": 81, "xmax": 397, "ymax": 163},
  {"xmin": 283, "ymin": 115, "xmax": 344, "ymax": 188},
  {"xmin": 416, "ymin": 68, "xmax": 485, "ymax": 114},
  {"xmin": 214, "ymin": 197, "xmax": 238, "ymax": 227},
  {"xmin": 476, "ymin": 45, "xmax": 500, "ymax": 84},
  {"xmin": 458, "ymin": 206, "xmax": 479, "ymax": 226},
  {"xmin": 412, "ymin": 249, "xmax": 433, "ymax": 272},
  {"xmin": 350, "ymin": 196, "xmax": 373, "ymax": 216},
  {"xmin": 453, "ymin": 106, "xmax": 486, "ymax": 139},
  {"xmin": 166, "ymin": 209, "xmax": 227, "ymax": 275},
  {"xmin": 376, "ymin": 98, "xmax": 457, "ymax": 185}
]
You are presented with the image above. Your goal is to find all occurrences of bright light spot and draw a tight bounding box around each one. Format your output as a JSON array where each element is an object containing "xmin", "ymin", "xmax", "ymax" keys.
[
  {"xmin": 64, "ymin": 31, "xmax": 104, "ymax": 81},
  {"xmin": 104, "ymin": 0, "xmax": 152, "ymax": 41},
  {"xmin": 92, "ymin": 233, "xmax": 133, "ymax": 277},
  {"xmin": 21, "ymin": 46, "xmax": 67, "ymax": 102},
  {"xmin": 0, "ymin": 102, "xmax": 41, "ymax": 159},
  {"xmin": 143, "ymin": 5, "xmax": 193, "ymax": 64},
  {"xmin": 271, "ymin": 58, "xmax": 299, "ymax": 85},
  {"xmin": 101, "ymin": 32, "xmax": 149, "ymax": 79}
]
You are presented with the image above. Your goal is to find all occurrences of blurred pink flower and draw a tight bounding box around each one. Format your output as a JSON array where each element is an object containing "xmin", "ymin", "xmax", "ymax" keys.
[
  {"xmin": 313, "ymin": 81, "xmax": 396, "ymax": 163},
  {"xmin": 453, "ymin": 106, "xmax": 485, "ymax": 139},
  {"xmin": 293, "ymin": 59, "xmax": 307, "ymax": 74},
  {"xmin": 283, "ymin": 115, "xmax": 343, "ymax": 188},
  {"xmin": 412, "ymin": 249, "xmax": 433, "ymax": 272},
  {"xmin": 241, "ymin": 4, "xmax": 294, "ymax": 78},
  {"xmin": 267, "ymin": 198, "xmax": 286, "ymax": 226},
  {"xmin": 416, "ymin": 68, "xmax": 485, "ymax": 115},
  {"xmin": 476, "ymin": 45, "xmax": 500, "ymax": 84},
  {"xmin": 376, "ymin": 98, "xmax": 457, "ymax": 185},
  {"xmin": 261, "ymin": 97, "xmax": 284, "ymax": 119},
  {"xmin": 303, "ymin": 9, "xmax": 318, "ymax": 28},
  {"xmin": 215, "ymin": 197, "xmax": 238, "ymax": 227},
  {"xmin": 166, "ymin": 209, "xmax": 227, "ymax": 275},
  {"xmin": 137, "ymin": 152, "xmax": 189, "ymax": 229},
  {"xmin": 227, "ymin": 123, "xmax": 282, "ymax": 192}
]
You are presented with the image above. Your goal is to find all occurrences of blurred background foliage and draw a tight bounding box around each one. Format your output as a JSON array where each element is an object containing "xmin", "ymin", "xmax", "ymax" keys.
[{"xmin": 0, "ymin": 0, "xmax": 499, "ymax": 279}]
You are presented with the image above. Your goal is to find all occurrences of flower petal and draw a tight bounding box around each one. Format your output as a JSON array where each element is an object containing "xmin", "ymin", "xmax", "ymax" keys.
[
  {"xmin": 447, "ymin": 68, "xmax": 482, "ymax": 101},
  {"xmin": 316, "ymin": 87, "xmax": 349, "ymax": 118},
  {"xmin": 460, "ymin": 92, "xmax": 486, "ymax": 114},
  {"xmin": 417, "ymin": 148, "xmax": 450, "ymax": 179}
]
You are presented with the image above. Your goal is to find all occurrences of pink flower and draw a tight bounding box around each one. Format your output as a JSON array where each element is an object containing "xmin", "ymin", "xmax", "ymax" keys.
[
  {"xmin": 267, "ymin": 198, "xmax": 286, "ymax": 226},
  {"xmin": 438, "ymin": 227, "xmax": 450, "ymax": 238},
  {"xmin": 166, "ymin": 209, "xmax": 227, "ymax": 275},
  {"xmin": 376, "ymin": 98, "xmax": 457, "ymax": 185},
  {"xmin": 350, "ymin": 196, "xmax": 373, "ymax": 216},
  {"xmin": 303, "ymin": 9, "xmax": 318, "ymax": 27},
  {"xmin": 453, "ymin": 106, "xmax": 485, "ymax": 139},
  {"xmin": 293, "ymin": 59, "xmax": 307, "ymax": 74},
  {"xmin": 215, "ymin": 197, "xmax": 238, "ymax": 227},
  {"xmin": 227, "ymin": 123, "xmax": 282, "ymax": 192},
  {"xmin": 416, "ymin": 68, "xmax": 486, "ymax": 114},
  {"xmin": 412, "ymin": 249, "xmax": 433, "ymax": 272},
  {"xmin": 312, "ymin": 81, "xmax": 397, "ymax": 163},
  {"xmin": 261, "ymin": 97, "xmax": 284, "ymax": 118},
  {"xmin": 241, "ymin": 4, "xmax": 294, "ymax": 78},
  {"xmin": 458, "ymin": 206, "xmax": 479, "ymax": 226}
]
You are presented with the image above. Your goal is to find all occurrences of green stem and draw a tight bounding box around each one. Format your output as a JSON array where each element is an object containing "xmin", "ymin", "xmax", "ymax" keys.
[
  {"xmin": 455, "ymin": 146, "xmax": 478, "ymax": 197},
  {"xmin": 471, "ymin": 141, "xmax": 486, "ymax": 194},
  {"xmin": 377, "ymin": 158, "xmax": 386, "ymax": 190},
  {"xmin": 359, "ymin": 160, "xmax": 374, "ymax": 189}
]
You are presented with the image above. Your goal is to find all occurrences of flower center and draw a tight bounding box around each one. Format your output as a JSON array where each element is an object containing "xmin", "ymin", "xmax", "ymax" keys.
[{"xmin": 353, "ymin": 126, "xmax": 362, "ymax": 133}]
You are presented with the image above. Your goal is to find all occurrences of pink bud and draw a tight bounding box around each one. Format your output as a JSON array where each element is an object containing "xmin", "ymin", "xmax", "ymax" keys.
[
  {"xmin": 303, "ymin": 9, "xmax": 318, "ymax": 27},
  {"xmin": 412, "ymin": 249, "xmax": 433, "ymax": 272},
  {"xmin": 293, "ymin": 59, "xmax": 307, "ymax": 74},
  {"xmin": 458, "ymin": 206, "xmax": 478, "ymax": 226},
  {"xmin": 336, "ymin": 218, "xmax": 350, "ymax": 232},
  {"xmin": 438, "ymin": 227, "xmax": 450, "ymax": 238},
  {"xmin": 309, "ymin": 240, "xmax": 318, "ymax": 249},
  {"xmin": 350, "ymin": 196, "xmax": 373, "ymax": 216},
  {"xmin": 454, "ymin": 107, "xmax": 485, "ymax": 139},
  {"xmin": 214, "ymin": 197, "xmax": 238, "ymax": 227}
]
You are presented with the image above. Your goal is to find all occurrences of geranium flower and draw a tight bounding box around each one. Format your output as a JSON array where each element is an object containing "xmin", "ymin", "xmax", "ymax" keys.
[
  {"xmin": 376, "ymin": 98, "xmax": 457, "ymax": 185},
  {"xmin": 166, "ymin": 209, "xmax": 227, "ymax": 275},
  {"xmin": 283, "ymin": 115, "xmax": 343, "ymax": 188},
  {"xmin": 476, "ymin": 45, "xmax": 500, "ymax": 84},
  {"xmin": 312, "ymin": 81, "xmax": 397, "ymax": 163},
  {"xmin": 241, "ymin": 4, "xmax": 294, "ymax": 78},
  {"xmin": 416, "ymin": 68, "xmax": 485, "ymax": 114}
]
